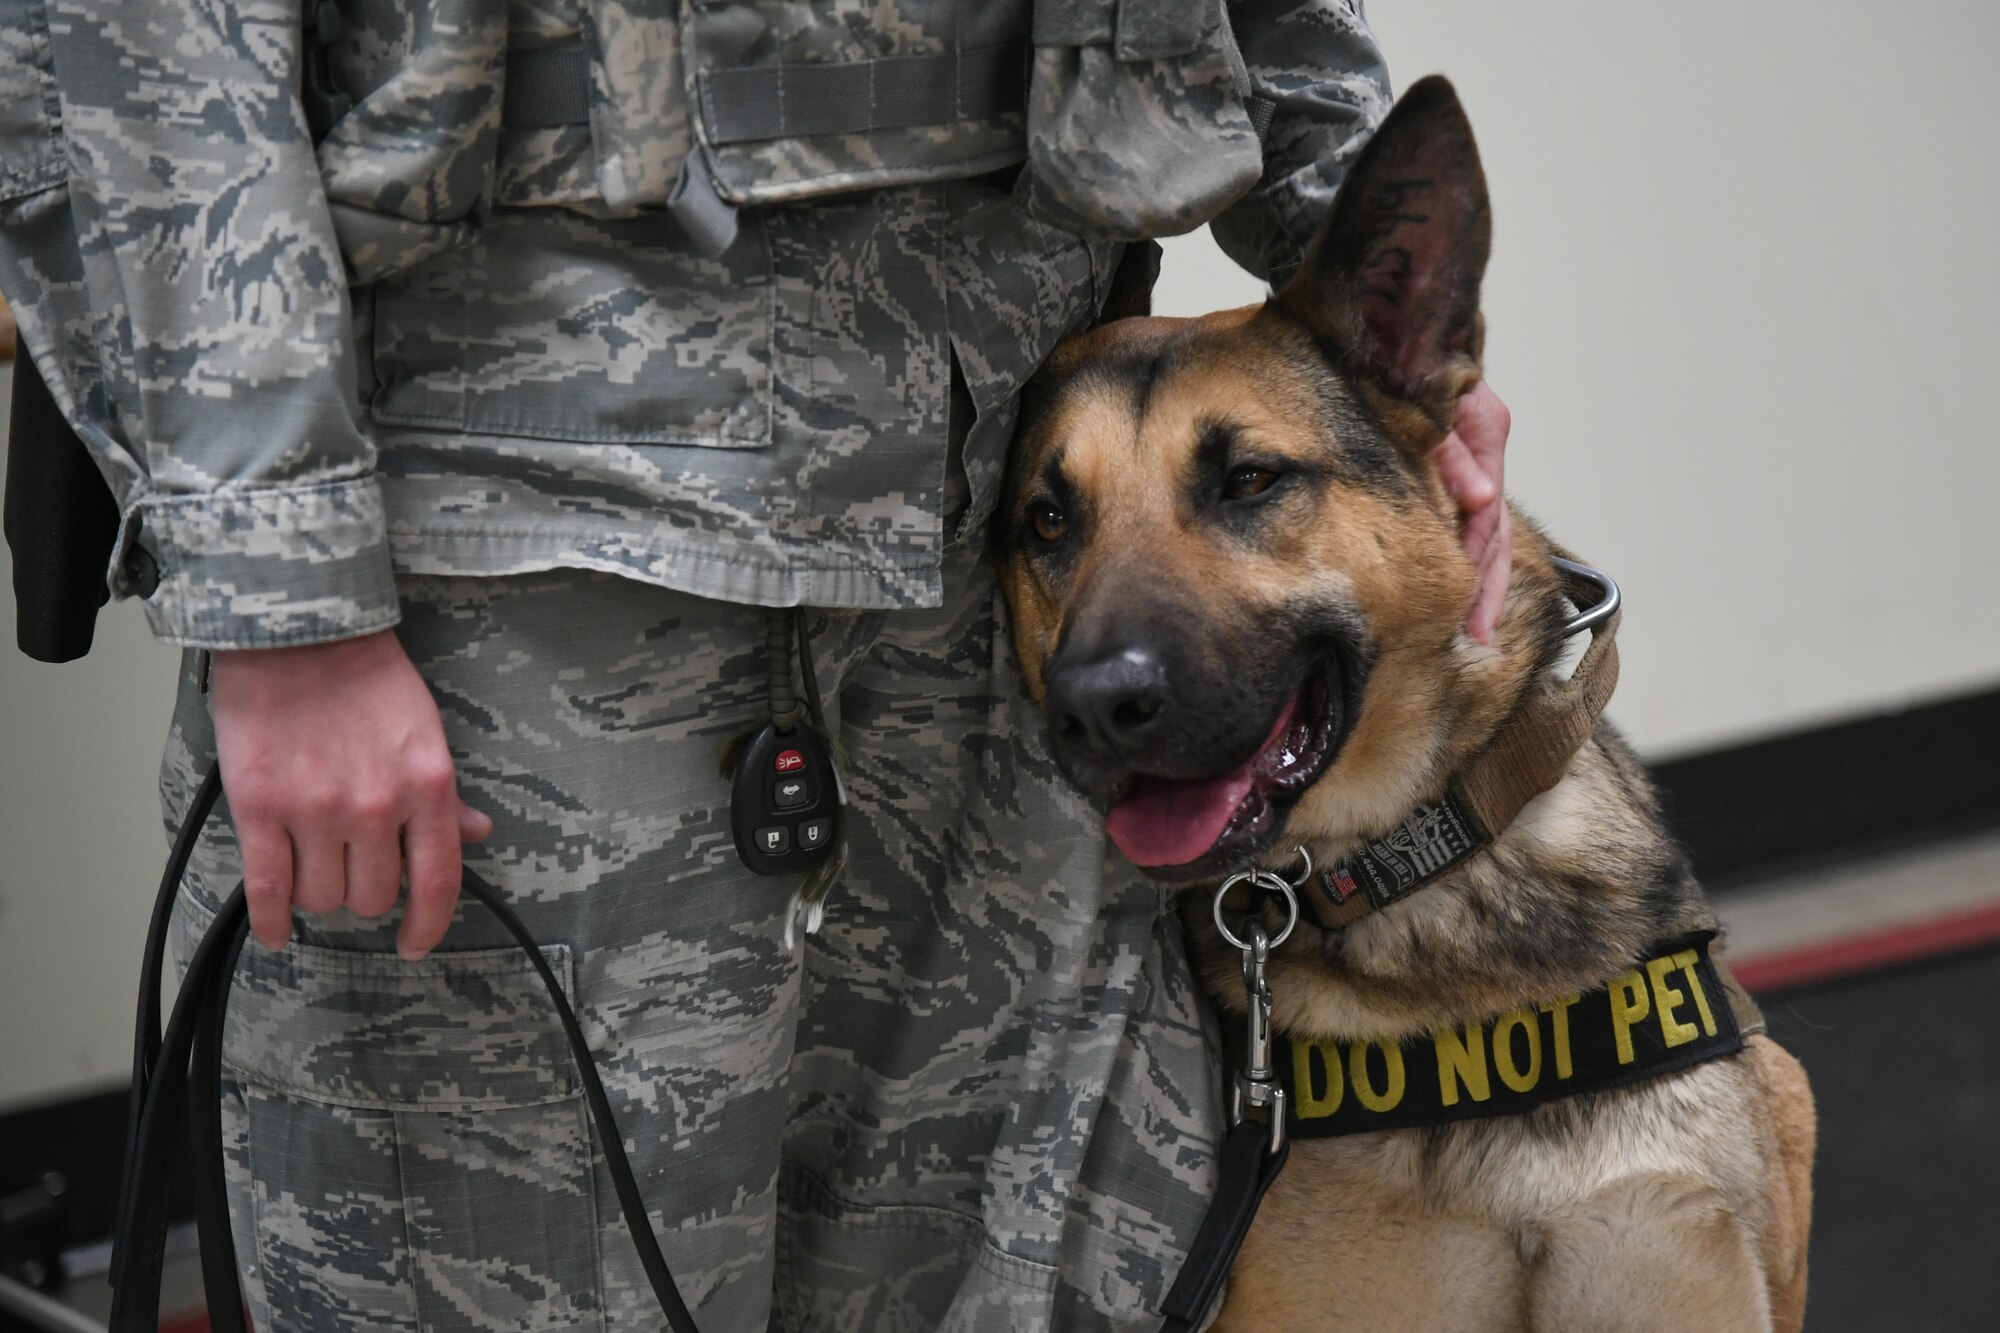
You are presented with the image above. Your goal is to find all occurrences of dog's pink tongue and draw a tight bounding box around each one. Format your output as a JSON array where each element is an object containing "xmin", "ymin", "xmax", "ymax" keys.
[
  {"xmin": 1104, "ymin": 696, "xmax": 1299, "ymax": 868},
  {"xmin": 1105, "ymin": 766, "xmax": 1256, "ymax": 867}
]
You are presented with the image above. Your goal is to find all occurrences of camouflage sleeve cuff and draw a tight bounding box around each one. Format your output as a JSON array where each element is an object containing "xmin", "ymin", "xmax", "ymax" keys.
[
  {"xmin": 1208, "ymin": 184, "xmax": 1307, "ymax": 288},
  {"xmin": 1211, "ymin": 138, "xmax": 1369, "ymax": 287},
  {"xmin": 125, "ymin": 476, "xmax": 403, "ymax": 650}
]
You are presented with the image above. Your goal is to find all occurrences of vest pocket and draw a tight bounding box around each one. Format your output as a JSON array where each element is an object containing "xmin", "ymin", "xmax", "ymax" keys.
[
  {"xmin": 575, "ymin": 0, "xmax": 693, "ymax": 212},
  {"xmin": 370, "ymin": 207, "xmax": 773, "ymax": 449},
  {"xmin": 684, "ymin": 0, "xmax": 1034, "ymax": 210},
  {"xmin": 1019, "ymin": 0, "xmax": 1263, "ymax": 240},
  {"xmin": 318, "ymin": 0, "xmax": 510, "ymax": 284}
]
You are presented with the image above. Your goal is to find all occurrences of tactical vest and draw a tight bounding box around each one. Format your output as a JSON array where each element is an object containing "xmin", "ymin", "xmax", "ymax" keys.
[{"xmin": 317, "ymin": 0, "xmax": 1268, "ymax": 282}]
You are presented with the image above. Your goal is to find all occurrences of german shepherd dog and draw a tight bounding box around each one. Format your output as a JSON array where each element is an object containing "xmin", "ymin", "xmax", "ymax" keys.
[{"xmin": 999, "ymin": 78, "xmax": 1814, "ymax": 1330}]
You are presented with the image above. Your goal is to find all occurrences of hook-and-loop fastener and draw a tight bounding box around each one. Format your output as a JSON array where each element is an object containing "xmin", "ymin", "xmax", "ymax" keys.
[{"xmin": 499, "ymin": 39, "xmax": 1030, "ymax": 143}]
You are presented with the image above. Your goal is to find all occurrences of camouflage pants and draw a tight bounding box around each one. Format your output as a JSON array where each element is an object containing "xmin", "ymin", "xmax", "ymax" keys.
[{"xmin": 161, "ymin": 548, "xmax": 1223, "ymax": 1332}]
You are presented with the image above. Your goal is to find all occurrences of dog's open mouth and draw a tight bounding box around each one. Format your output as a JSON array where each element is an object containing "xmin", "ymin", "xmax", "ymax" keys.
[{"xmin": 1104, "ymin": 656, "xmax": 1347, "ymax": 877}]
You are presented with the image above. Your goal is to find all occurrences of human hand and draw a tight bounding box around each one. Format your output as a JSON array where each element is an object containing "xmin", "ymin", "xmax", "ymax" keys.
[
  {"xmin": 209, "ymin": 630, "xmax": 493, "ymax": 958},
  {"xmin": 1432, "ymin": 380, "xmax": 1513, "ymax": 644}
]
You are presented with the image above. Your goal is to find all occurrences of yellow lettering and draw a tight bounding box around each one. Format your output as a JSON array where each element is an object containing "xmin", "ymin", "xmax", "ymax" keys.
[
  {"xmin": 1292, "ymin": 1039, "xmax": 1343, "ymax": 1118},
  {"xmin": 1609, "ymin": 971, "xmax": 1651, "ymax": 1065},
  {"xmin": 1434, "ymin": 1024, "xmax": 1491, "ymax": 1107},
  {"xmin": 1349, "ymin": 1041, "xmax": 1406, "ymax": 1113},
  {"xmin": 1646, "ymin": 956, "xmax": 1698, "ymax": 1048},
  {"xmin": 1674, "ymin": 949, "xmax": 1719, "ymax": 1037},
  {"xmin": 1539, "ymin": 995, "xmax": 1580, "ymax": 1079},
  {"xmin": 1492, "ymin": 1009, "xmax": 1542, "ymax": 1093}
]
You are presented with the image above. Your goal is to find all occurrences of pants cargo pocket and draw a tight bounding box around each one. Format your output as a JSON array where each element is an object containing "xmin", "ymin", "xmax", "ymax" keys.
[{"xmin": 198, "ymin": 915, "xmax": 609, "ymax": 1333}]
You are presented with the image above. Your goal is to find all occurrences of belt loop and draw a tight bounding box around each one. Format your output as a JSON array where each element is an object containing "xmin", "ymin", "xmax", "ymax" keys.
[{"xmin": 668, "ymin": 151, "xmax": 741, "ymax": 259}]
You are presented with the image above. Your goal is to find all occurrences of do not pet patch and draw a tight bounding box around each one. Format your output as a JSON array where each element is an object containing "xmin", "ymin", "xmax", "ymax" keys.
[{"xmin": 1280, "ymin": 933, "xmax": 1745, "ymax": 1138}]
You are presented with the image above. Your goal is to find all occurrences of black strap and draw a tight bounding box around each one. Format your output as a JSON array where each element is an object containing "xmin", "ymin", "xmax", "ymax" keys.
[
  {"xmin": 186, "ymin": 910, "xmax": 249, "ymax": 1333},
  {"xmin": 107, "ymin": 883, "xmax": 248, "ymax": 1331},
  {"xmin": 109, "ymin": 764, "xmax": 220, "ymax": 1281},
  {"xmin": 4, "ymin": 343, "xmax": 122, "ymax": 664},
  {"xmin": 110, "ymin": 764, "xmax": 706, "ymax": 1333},
  {"xmin": 1157, "ymin": 1120, "xmax": 1291, "ymax": 1333}
]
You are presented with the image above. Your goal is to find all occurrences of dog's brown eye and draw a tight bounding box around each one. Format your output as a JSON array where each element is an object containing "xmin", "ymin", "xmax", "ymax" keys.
[
  {"xmin": 1030, "ymin": 501, "xmax": 1069, "ymax": 544},
  {"xmin": 1224, "ymin": 465, "xmax": 1280, "ymax": 499}
]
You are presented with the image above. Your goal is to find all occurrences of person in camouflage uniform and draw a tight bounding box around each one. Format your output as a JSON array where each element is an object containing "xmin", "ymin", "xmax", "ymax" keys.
[{"xmin": 2, "ymin": 1, "xmax": 1514, "ymax": 1328}]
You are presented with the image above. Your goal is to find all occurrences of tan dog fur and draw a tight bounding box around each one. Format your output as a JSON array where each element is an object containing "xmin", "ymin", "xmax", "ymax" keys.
[{"xmin": 999, "ymin": 78, "xmax": 1814, "ymax": 1331}]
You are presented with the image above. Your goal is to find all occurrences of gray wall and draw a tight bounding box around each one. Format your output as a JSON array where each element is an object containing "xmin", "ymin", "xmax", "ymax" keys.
[
  {"xmin": 4, "ymin": 0, "xmax": 1998, "ymax": 1109},
  {"xmin": 1161, "ymin": 0, "xmax": 2000, "ymax": 758},
  {"xmin": 0, "ymin": 364, "xmax": 181, "ymax": 1110}
]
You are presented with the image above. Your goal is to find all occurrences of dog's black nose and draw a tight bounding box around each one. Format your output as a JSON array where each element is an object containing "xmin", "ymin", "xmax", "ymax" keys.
[{"xmin": 1046, "ymin": 646, "xmax": 1169, "ymax": 760}]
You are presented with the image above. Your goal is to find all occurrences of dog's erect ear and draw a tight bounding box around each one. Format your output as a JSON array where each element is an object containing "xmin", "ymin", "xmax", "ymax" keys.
[{"xmin": 1277, "ymin": 76, "xmax": 1490, "ymax": 415}]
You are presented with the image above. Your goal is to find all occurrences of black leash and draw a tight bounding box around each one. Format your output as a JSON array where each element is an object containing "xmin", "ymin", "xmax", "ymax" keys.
[
  {"xmin": 109, "ymin": 763, "xmax": 1282, "ymax": 1332},
  {"xmin": 109, "ymin": 763, "xmax": 705, "ymax": 1333},
  {"xmin": 1158, "ymin": 1121, "xmax": 1290, "ymax": 1331}
]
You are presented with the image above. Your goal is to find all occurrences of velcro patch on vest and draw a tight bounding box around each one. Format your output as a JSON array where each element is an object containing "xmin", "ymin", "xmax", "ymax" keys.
[
  {"xmin": 1320, "ymin": 790, "xmax": 1486, "ymax": 911},
  {"xmin": 1281, "ymin": 933, "xmax": 1743, "ymax": 1138}
]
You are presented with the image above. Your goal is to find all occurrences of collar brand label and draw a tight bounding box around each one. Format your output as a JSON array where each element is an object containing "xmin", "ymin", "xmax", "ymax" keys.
[
  {"xmin": 1324, "ymin": 790, "xmax": 1485, "ymax": 910},
  {"xmin": 1282, "ymin": 934, "xmax": 1743, "ymax": 1137}
]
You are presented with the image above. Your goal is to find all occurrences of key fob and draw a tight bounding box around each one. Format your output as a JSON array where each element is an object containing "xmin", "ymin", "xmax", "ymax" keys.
[{"xmin": 731, "ymin": 721, "xmax": 842, "ymax": 875}]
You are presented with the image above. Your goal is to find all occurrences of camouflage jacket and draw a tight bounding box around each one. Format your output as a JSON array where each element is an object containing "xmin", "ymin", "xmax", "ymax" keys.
[{"xmin": 0, "ymin": 0, "xmax": 1387, "ymax": 649}]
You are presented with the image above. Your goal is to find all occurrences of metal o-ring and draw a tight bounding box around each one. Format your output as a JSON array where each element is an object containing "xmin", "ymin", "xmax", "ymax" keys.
[
  {"xmin": 1285, "ymin": 845, "xmax": 1315, "ymax": 889},
  {"xmin": 1212, "ymin": 869, "xmax": 1300, "ymax": 953}
]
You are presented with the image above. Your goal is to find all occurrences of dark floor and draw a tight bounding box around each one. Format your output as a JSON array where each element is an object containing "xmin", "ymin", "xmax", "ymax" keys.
[{"xmin": 1761, "ymin": 945, "xmax": 2000, "ymax": 1331}]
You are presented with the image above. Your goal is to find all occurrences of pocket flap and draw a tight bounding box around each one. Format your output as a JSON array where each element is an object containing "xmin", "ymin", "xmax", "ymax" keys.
[
  {"xmin": 369, "ymin": 208, "xmax": 774, "ymax": 449},
  {"xmin": 1031, "ymin": 0, "xmax": 1115, "ymax": 46},
  {"xmin": 317, "ymin": 0, "xmax": 508, "ymax": 283},
  {"xmin": 216, "ymin": 931, "xmax": 582, "ymax": 1112}
]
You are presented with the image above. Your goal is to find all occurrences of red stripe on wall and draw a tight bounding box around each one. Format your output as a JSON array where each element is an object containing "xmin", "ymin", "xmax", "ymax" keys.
[{"xmin": 1730, "ymin": 902, "xmax": 2000, "ymax": 994}]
